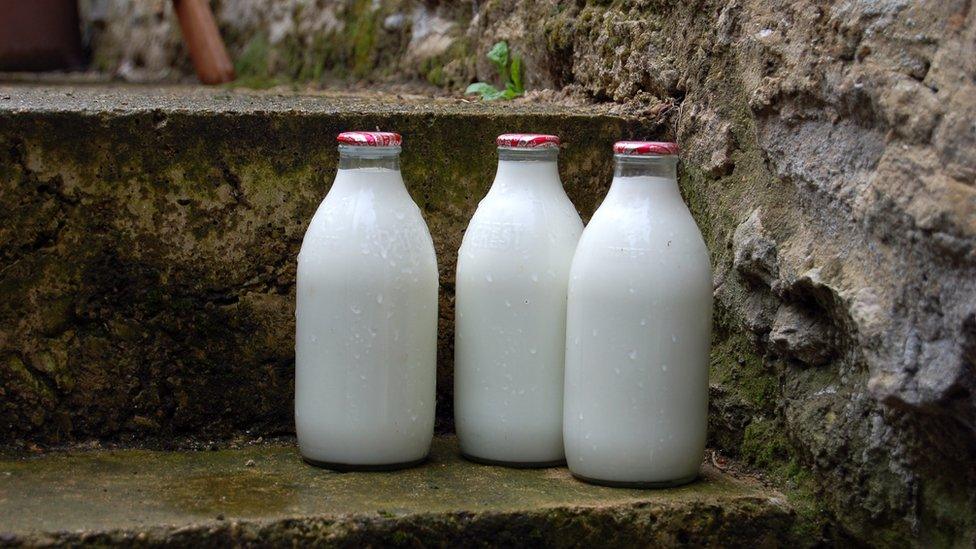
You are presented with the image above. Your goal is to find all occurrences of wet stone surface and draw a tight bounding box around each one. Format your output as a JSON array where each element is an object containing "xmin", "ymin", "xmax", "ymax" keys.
[{"xmin": 0, "ymin": 436, "xmax": 799, "ymax": 546}]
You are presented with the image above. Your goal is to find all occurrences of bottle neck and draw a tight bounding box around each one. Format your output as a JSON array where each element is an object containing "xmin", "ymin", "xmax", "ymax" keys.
[
  {"xmin": 332, "ymin": 145, "xmax": 407, "ymax": 198},
  {"xmin": 338, "ymin": 145, "xmax": 401, "ymax": 171},
  {"xmin": 492, "ymin": 147, "xmax": 562, "ymax": 190},
  {"xmin": 608, "ymin": 155, "xmax": 681, "ymax": 203},
  {"xmin": 613, "ymin": 154, "xmax": 677, "ymax": 179}
]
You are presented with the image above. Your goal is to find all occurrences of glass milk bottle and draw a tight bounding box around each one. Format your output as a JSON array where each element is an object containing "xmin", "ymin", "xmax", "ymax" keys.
[
  {"xmin": 455, "ymin": 133, "xmax": 583, "ymax": 466},
  {"xmin": 295, "ymin": 131, "xmax": 438, "ymax": 470},
  {"xmin": 563, "ymin": 141, "xmax": 712, "ymax": 487}
]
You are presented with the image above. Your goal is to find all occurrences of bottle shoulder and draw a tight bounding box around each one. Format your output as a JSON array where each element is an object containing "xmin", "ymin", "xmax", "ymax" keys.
[
  {"xmin": 574, "ymin": 201, "xmax": 709, "ymax": 266},
  {"xmin": 301, "ymin": 188, "xmax": 435, "ymax": 257},
  {"xmin": 460, "ymin": 195, "xmax": 581, "ymax": 258},
  {"xmin": 470, "ymin": 187, "xmax": 582, "ymax": 227}
]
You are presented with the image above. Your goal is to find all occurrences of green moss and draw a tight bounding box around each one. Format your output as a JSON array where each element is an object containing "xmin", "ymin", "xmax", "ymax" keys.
[
  {"xmin": 235, "ymin": 34, "xmax": 269, "ymax": 78},
  {"xmin": 233, "ymin": 34, "xmax": 280, "ymax": 89},
  {"xmin": 712, "ymin": 338, "xmax": 777, "ymax": 408},
  {"xmin": 421, "ymin": 39, "xmax": 473, "ymax": 89},
  {"xmin": 299, "ymin": 33, "xmax": 332, "ymax": 83},
  {"xmin": 4, "ymin": 354, "xmax": 55, "ymax": 402},
  {"xmin": 918, "ymin": 479, "xmax": 976, "ymax": 546},
  {"xmin": 230, "ymin": 18, "xmax": 371, "ymax": 89},
  {"xmin": 741, "ymin": 419, "xmax": 790, "ymax": 469},
  {"xmin": 389, "ymin": 530, "xmax": 413, "ymax": 545},
  {"xmin": 736, "ymin": 421, "xmax": 833, "ymax": 541},
  {"xmin": 348, "ymin": 0, "xmax": 380, "ymax": 78},
  {"xmin": 425, "ymin": 65, "xmax": 445, "ymax": 86}
]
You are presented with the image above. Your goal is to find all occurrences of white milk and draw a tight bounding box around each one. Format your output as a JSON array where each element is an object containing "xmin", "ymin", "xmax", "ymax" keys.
[
  {"xmin": 455, "ymin": 136, "xmax": 583, "ymax": 465},
  {"xmin": 295, "ymin": 136, "xmax": 438, "ymax": 469},
  {"xmin": 563, "ymin": 143, "xmax": 712, "ymax": 486}
]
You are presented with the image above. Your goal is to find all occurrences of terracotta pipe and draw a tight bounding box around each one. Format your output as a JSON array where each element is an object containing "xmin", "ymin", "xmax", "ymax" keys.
[{"xmin": 173, "ymin": 0, "xmax": 235, "ymax": 85}]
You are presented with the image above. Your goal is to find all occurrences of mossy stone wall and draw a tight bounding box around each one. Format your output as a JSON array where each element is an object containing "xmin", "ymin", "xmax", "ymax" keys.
[{"xmin": 0, "ymin": 96, "xmax": 646, "ymax": 448}]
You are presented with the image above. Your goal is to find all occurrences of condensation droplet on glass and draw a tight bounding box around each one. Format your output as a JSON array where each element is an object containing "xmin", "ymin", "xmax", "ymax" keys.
[
  {"xmin": 629, "ymin": 350, "xmax": 638, "ymax": 360},
  {"xmin": 376, "ymin": 293, "xmax": 384, "ymax": 304}
]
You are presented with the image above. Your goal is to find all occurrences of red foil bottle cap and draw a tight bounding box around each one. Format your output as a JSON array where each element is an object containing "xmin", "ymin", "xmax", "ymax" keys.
[
  {"xmin": 337, "ymin": 131, "xmax": 402, "ymax": 146},
  {"xmin": 613, "ymin": 141, "xmax": 680, "ymax": 155},
  {"xmin": 496, "ymin": 133, "xmax": 560, "ymax": 149}
]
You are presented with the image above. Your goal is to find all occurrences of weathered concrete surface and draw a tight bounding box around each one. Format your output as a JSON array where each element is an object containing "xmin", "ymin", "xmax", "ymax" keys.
[
  {"xmin": 0, "ymin": 436, "xmax": 801, "ymax": 547},
  {"xmin": 0, "ymin": 83, "xmax": 649, "ymax": 446}
]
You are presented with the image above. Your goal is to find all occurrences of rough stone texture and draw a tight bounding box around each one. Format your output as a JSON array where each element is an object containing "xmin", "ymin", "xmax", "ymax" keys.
[
  {"xmin": 465, "ymin": 1, "xmax": 976, "ymax": 545},
  {"xmin": 0, "ymin": 83, "xmax": 646, "ymax": 446},
  {"xmin": 0, "ymin": 436, "xmax": 803, "ymax": 547},
  {"xmin": 23, "ymin": 0, "xmax": 976, "ymax": 543}
]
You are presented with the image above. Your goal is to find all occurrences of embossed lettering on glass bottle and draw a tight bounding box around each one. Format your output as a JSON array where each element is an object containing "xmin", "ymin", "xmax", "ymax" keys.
[
  {"xmin": 454, "ymin": 133, "xmax": 583, "ymax": 466},
  {"xmin": 563, "ymin": 141, "xmax": 712, "ymax": 487},
  {"xmin": 295, "ymin": 131, "xmax": 438, "ymax": 471}
]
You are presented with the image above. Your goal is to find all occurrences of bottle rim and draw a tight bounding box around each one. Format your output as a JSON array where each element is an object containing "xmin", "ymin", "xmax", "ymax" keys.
[
  {"xmin": 613, "ymin": 141, "xmax": 679, "ymax": 156},
  {"xmin": 613, "ymin": 152, "xmax": 678, "ymax": 160},
  {"xmin": 496, "ymin": 133, "xmax": 560, "ymax": 149},
  {"xmin": 338, "ymin": 144, "xmax": 401, "ymax": 156},
  {"xmin": 497, "ymin": 146, "xmax": 559, "ymax": 160},
  {"xmin": 337, "ymin": 131, "xmax": 402, "ymax": 147}
]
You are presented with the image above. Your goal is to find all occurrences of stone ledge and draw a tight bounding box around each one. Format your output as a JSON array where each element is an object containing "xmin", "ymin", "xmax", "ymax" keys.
[
  {"xmin": 0, "ymin": 83, "xmax": 630, "ymax": 118},
  {"xmin": 0, "ymin": 436, "xmax": 797, "ymax": 546}
]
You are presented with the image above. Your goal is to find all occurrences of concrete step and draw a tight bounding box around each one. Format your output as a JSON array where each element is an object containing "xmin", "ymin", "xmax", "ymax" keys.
[
  {"xmin": 0, "ymin": 84, "xmax": 651, "ymax": 448},
  {"xmin": 0, "ymin": 436, "xmax": 800, "ymax": 546}
]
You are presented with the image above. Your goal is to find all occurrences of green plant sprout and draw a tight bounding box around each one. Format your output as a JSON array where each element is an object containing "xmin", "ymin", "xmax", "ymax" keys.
[{"xmin": 465, "ymin": 41, "xmax": 524, "ymax": 100}]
